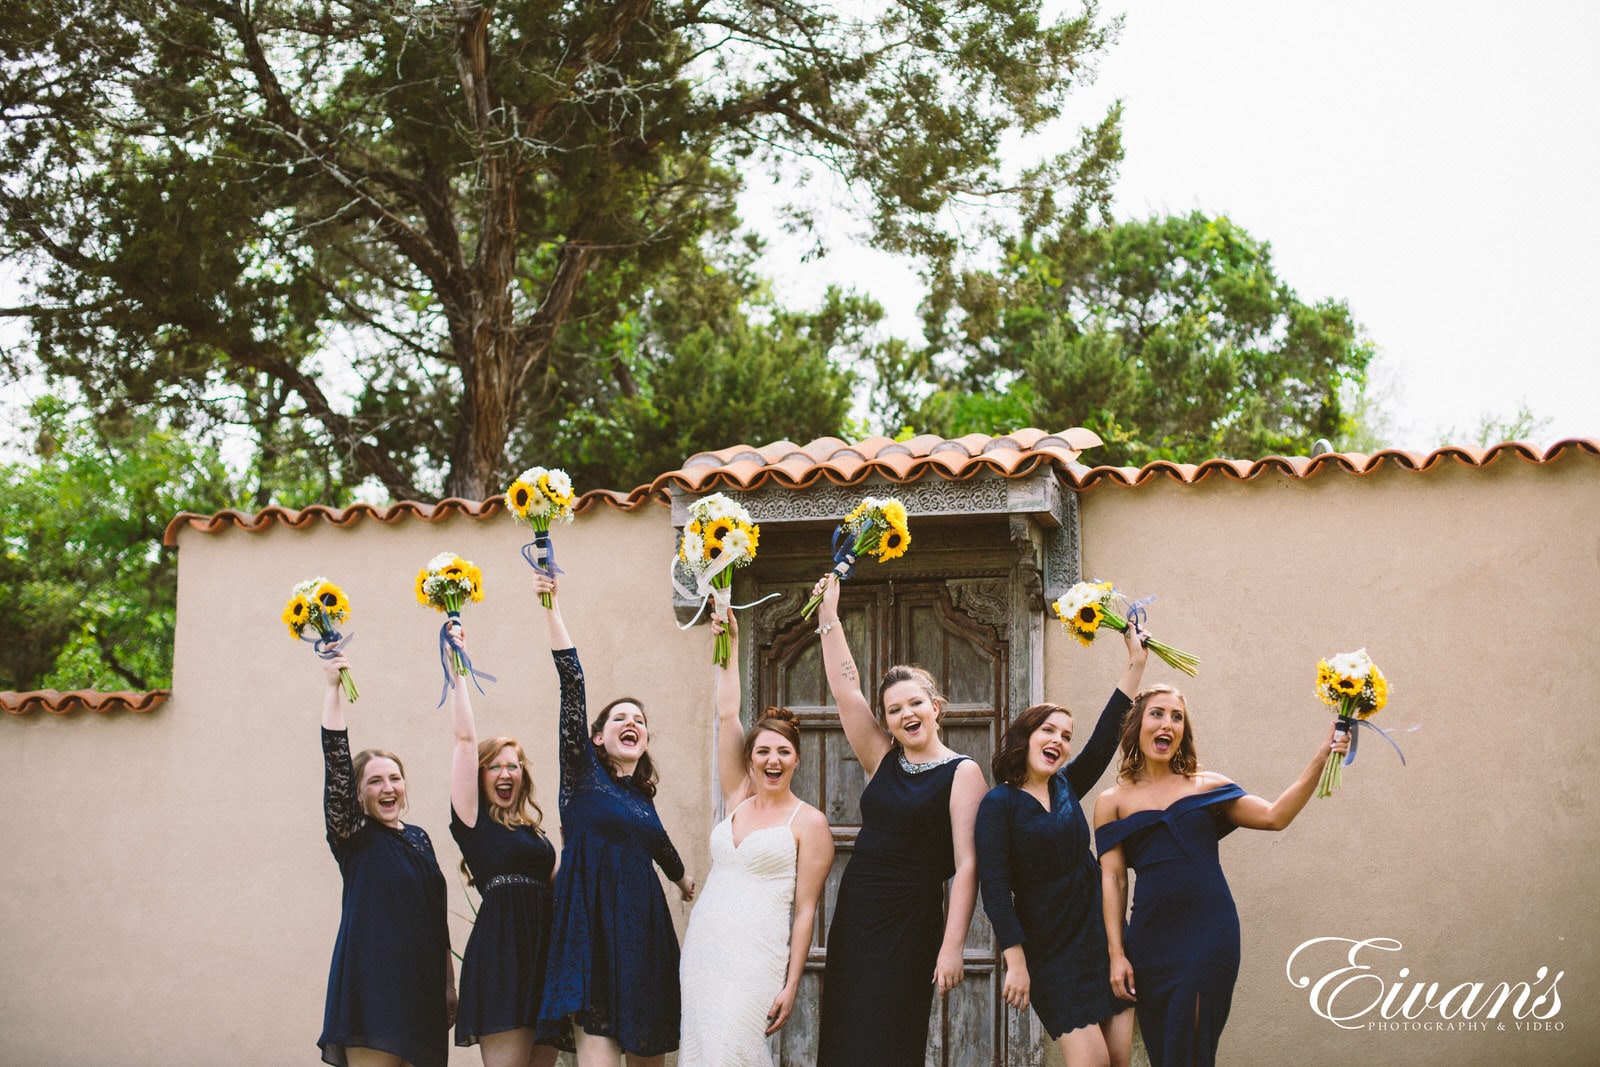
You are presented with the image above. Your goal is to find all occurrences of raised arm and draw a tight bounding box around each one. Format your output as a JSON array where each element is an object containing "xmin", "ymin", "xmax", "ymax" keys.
[
  {"xmin": 713, "ymin": 615, "xmax": 751, "ymax": 808},
  {"xmin": 537, "ymin": 576, "xmax": 590, "ymax": 804},
  {"xmin": 533, "ymin": 573, "xmax": 572, "ymax": 650},
  {"xmin": 768, "ymin": 806, "xmax": 835, "ymax": 1034},
  {"xmin": 1094, "ymin": 789, "xmax": 1135, "ymax": 1002},
  {"xmin": 319, "ymin": 652, "xmax": 363, "ymax": 843},
  {"xmin": 1222, "ymin": 721, "xmax": 1349, "ymax": 831},
  {"xmin": 934, "ymin": 758, "xmax": 987, "ymax": 996},
  {"xmin": 447, "ymin": 622, "xmax": 481, "ymax": 826},
  {"xmin": 1114, "ymin": 619, "xmax": 1150, "ymax": 700},
  {"xmin": 812, "ymin": 572, "xmax": 892, "ymax": 774}
]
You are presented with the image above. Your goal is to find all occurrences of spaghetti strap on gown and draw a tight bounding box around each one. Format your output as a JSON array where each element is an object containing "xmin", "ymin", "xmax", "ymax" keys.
[
  {"xmin": 678, "ymin": 798, "xmax": 803, "ymax": 1066},
  {"xmin": 1095, "ymin": 783, "xmax": 1246, "ymax": 1067},
  {"xmin": 536, "ymin": 647, "xmax": 687, "ymax": 1056},
  {"xmin": 817, "ymin": 751, "xmax": 970, "ymax": 1067}
]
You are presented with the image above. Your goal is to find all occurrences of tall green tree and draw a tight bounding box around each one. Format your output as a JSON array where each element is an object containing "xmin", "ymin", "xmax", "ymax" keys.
[
  {"xmin": 0, "ymin": 0, "xmax": 1122, "ymax": 500},
  {"xmin": 0, "ymin": 396, "xmax": 247, "ymax": 690},
  {"xmin": 892, "ymin": 211, "xmax": 1374, "ymax": 465}
]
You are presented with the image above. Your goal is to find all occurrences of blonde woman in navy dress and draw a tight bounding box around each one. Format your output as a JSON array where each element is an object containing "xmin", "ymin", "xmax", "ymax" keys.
[
  {"xmin": 810, "ymin": 572, "xmax": 988, "ymax": 1066},
  {"xmin": 976, "ymin": 622, "xmax": 1149, "ymax": 1067},
  {"xmin": 678, "ymin": 616, "xmax": 835, "ymax": 1065},
  {"xmin": 444, "ymin": 624, "xmax": 561, "ymax": 1067},
  {"xmin": 1093, "ymin": 686, "xmax": 1348, "ymax": 1066},
  {"xmin": 315, "ymin": 650, "xmax": 454, "ymax": 1067},
  {"xmin": 531, "ymin": 574, "xmax": 696, "ymax": 1067}
]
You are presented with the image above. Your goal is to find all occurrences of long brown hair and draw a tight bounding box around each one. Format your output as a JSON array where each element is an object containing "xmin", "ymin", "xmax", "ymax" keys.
[
  {"xmin": 592, "ymin": 697, "xmax": 659, "ymax": 798},
  {"xmin": 1116, "ymin": 684, "xmax": 1199, "ymax": 781},
  {"xmin": 992, "ymin": 703, "xmax": 1072, "ymax": 787}
]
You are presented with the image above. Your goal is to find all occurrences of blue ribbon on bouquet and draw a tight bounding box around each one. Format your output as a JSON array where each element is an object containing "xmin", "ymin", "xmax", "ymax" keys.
[
  {"xmin": 520, "ymin": 529, "xmax": 566, "ymax": 580},
  {"xmin": 437, "ymin": 612, "xmax": 496, "ymax": 707},
  {"xmin": 302, "ymin": 626, "xmax": 354, "ymax": 660},
  {"xmin": 1336, "ymin": 716, "xmax": 1411, "ymax": 767},
  {"xmin": 1118, "ymin": 592, "xmax": 1156, "ymax": 631},
  {"xmin": 829, "ymin": 525, "xmax": 860, "ymax": 580}
]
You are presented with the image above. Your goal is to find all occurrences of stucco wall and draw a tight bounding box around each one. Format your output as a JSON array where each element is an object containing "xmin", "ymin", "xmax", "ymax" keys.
[{"xmin": 3, "ymin": 451, "xmax": 1596, "ymax": 1066}]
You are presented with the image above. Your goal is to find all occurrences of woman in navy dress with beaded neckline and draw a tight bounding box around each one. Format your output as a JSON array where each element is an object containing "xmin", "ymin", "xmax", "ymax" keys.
[
  {"xmin": 315, "ymin": 650, "xmax": 454, "ymax": 1067},
  {"xmin": 810, "ymin": 572, "xmax": 989, "ymax": 1066},
  {"xmin": 444, "ymin": 623, "xmax": 561, "ymax": 1067},
  {"xmin": 1093, "ymin": 685, "xmax": 1347, "ymax": 1067},
  {"xmin": 976, "ymin": 621, "xmax": 1150, "ymax": 1067},
  {"xmin": 531, "ymin": 574, "xmax": 696, "ymax": 1067}
]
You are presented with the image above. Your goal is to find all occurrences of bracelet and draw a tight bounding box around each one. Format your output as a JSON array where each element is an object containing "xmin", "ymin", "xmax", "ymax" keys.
[{"xmin": 816, "ymin": 617, "xmax": 839, "ymax": 636}]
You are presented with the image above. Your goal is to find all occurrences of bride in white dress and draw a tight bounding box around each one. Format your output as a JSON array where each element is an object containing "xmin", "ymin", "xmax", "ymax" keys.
[{"xmin": 678, "ymin": 616, "xmax": 835, "ymax": 1066}]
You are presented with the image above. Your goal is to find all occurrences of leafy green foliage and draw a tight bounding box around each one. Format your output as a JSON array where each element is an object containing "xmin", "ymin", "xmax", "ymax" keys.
[
  {"xmin": 0, "ymin": 396, "xmax": 247, "ymax": 690},
  {"xmin": 898, "ymin": 211, "xmax": 1375, "ymax": 465}
]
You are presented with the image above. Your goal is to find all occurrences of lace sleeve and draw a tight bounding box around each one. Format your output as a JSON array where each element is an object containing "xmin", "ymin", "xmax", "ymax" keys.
[
  {"xmin": 322, "ymin": 727, "xmax": 365, "ymax": 842},
  {"xmin": 553, "ymin": 647, "xmax": 593, "ymax": 808},
  {"xmin": 653, "ymin": 821, "xmax": 686, "ymax": 884}
]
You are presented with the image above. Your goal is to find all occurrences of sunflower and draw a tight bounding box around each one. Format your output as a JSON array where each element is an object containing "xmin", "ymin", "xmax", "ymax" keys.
[
  {"xmin": 415, "ymin": 568, "xmax": 432, "ymax": 607},
  {"xmin": 506, "ymin": 479, "xmax": 536, "ymax": 517},
  {"xmin": 313, "ymin": 581, "xmax": 351, "ymax": 622},
  {"xmin": 706, "ymin": 518, "xmax": 734, "ymax": 547},
  {"xmin": 737, "ymin": 519, "xmax": 760, "ymax": 555},
  {"xmin": 282, "ymin": 595, "xmax": 313, "ymax": 637},
  {"xmin": 464, "ymin": 561, "xmax": 486, "ymax": 601},
  {"xmin": 875, "ymin": 522, "xmax": 910, "ymax": 561},
  {"xmin": 1332, "ymin": 674, "xmax": 1365, "ymax": 698}
]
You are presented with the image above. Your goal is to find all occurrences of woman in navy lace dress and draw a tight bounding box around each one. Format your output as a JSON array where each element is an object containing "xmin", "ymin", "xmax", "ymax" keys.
[
  {"xmin": 444, "ymin": 624, "xmax": 561, "ymax": 1067},
  {"xmin": 315, "ymin": 651, "xmax": 454, "ymax": 1067},
  {"xmin": 532, "ymin": 575, "xmax": 695, "ymax": 1067},
  {"xmin": 1093, "ymin": 685, "xmax": 1347, "ymax": 1066},
  {"xmin": 810, "ymin": 572, "xmax": 988, "ymax": 1066},
  {"xmin": 976, "ymin": 622, "xmax": 1148, "ymax": 1067}
]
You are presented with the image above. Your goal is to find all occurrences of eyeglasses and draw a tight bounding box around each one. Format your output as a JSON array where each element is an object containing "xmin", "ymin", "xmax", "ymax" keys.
[{"xmin": 486, "ymin": 763, "xmax": 523, "ymax": 774}]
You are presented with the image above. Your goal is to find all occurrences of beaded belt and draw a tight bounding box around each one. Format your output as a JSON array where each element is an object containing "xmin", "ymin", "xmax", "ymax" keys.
[{"xmin": 484, "ymin": 874, "xmax": 547, "ymax": 892}]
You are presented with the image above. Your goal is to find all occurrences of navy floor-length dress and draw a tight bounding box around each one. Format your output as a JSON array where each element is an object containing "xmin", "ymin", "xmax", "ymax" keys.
[
  {"xmin": 975, "ymin": 690, "xmax": 1131, "ymax": 1038},
  {"xmin": 1095, "ymin": 783, "xmax": 1247, "ymax": 1067},
  {"xmin": 817, "ymin": 750, "xmax": 971, "ymax": 1067},
  {"xmin": 450, "ymin": 796, "xmax": 559, "ymax": 1047},
  {"xmin": 536, "ymin": 647, "xmax": 687, "ymax": 1056},
  {"xmin": 318, "ymin": 728, "xmax": 450, "ymax": 1067}
]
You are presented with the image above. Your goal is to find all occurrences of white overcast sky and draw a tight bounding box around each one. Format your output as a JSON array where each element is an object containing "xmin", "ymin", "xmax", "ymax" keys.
[{"xmin": 747, "ymin": 0, "xmax": 1600, "ymax": 450}]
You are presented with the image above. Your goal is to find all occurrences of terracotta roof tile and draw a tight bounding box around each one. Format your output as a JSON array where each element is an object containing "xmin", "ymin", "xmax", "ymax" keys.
[{"xmin": 2, "ymin": 689, "xmax": 170, "ymax": 715}]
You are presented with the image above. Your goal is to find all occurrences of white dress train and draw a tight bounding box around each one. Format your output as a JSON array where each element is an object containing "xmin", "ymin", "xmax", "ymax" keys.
[{"xmin": 678, "ymin": 799, "xmax": 803, "ymax": 1067}]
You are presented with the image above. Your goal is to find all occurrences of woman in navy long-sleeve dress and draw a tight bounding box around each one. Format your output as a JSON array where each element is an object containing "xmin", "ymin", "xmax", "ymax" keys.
[
  {"xmin": 976, "ymin": 623, "xmax": 1148, "ymax": 1067},
  {"xmin": 1093, "ymin": 684, "xmax": 1347, "ymax": 1066},
  {"xmin": 315, "ymin": 651, "xmax": 454, "ymax": 1067},
  {"xmin": 531, "ymin": 575, "xmax": 696, "ymax": 1067},
  {"xmin": 444, "ymin": 624, "xmax": 561, "ymax": 1067}
]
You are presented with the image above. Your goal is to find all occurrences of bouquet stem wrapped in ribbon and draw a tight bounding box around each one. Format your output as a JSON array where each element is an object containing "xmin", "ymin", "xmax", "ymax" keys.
[
  {"xmin": 505, "ymin": 466, "xmax": 576, "ymax": 608},
  {"xmin": 1050, "ymin": 580, "xmax": 1200, "ymax": 677},
  {"xmin": 673, "ymin": 493, "xmax": 762, "ymax": 667},
  {"xmin": 283, "ymin": 577, "xmax": 359, "ymax": 702},
  {"xmin": 415, "ymin": 552, "xmax": 496, "ymax": 704},
  {"xmin": 1315, "ymin": 648, "xmax": 1404, "ymax": 797},
  {"xmin": 800, "ymin": 496, "xmax": 911, "ymax": 620}
]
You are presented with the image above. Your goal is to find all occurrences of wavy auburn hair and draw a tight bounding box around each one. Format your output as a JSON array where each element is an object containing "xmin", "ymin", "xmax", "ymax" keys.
[
  {"xmin": 745, "ymin": 707, "xmax": 802, "ymax": 766},
  {"xmin": 476, "ymin": 736, "xmax": 545, "ymax": 831},
  {"xmin": 592, "ymin": 697, "xmax": 660, "ymax": 799},
  {"xmin": 1116, "ymin": 684, "xmax": 1199, "ymax": 782},
  {"xmin": 992, "ymin": 703, "xmax": 1072, "ymax": 787}
]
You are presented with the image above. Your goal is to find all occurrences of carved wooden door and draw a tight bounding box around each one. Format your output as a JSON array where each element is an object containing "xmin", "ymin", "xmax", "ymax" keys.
[{"xmin": 754, "ymin": 577, "xmax": 1011, "ymax": 1066}]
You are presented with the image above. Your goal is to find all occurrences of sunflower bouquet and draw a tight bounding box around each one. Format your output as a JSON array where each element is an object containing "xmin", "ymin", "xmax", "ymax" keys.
[
  {"xmin": 677, "ymin": 492, "xmax": 761, "ymax": 667},
  {"xmin": 415, "ymin": 552, "xmax": 486, "ymax": 679},
  {"xmin": 283, "ymin": 577, "xmax": 359, "ymax": 702},
  {"xmin": 799, "ymin": 496, "xmax": 912, "ymax": 620},
  {"xmin": 505, "ymin": 466, "xmax": 576, "ymax": 608},
  {"xmin": 1050, "ymin": 580, "xmax": 1200, "ymax": 677},
  {"xmin": 1314, "ymin": 648, "xmax": 1397, "ymax": 797}
]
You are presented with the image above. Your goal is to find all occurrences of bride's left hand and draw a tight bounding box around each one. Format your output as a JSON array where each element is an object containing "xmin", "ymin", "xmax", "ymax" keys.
[{"xmin": 765, "ymin": 982, "xmax": 799, "ymax": 1035}]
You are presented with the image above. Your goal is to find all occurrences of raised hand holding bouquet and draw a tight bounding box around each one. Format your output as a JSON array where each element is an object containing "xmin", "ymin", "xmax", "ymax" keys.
[
  {"xmin": 283, "ymin": 577, "xmax": 359, "ymax": 702},
  {"xmin": 505, "ymin": 465, "xmax": 575, "ymax": 607},
  {"xmin": 1314, "ymin": 648, "xmax": 1403, "ymax": 797},
  {"xmin": 415, "ymin": 551, "xmax": 494, "ymax": 702},
  {"xmin": 799, "ymin": 495, "xmax": 911, "ymax": 620},
  {"xmin": 676, "ymin": 492, "xmax": 761, "ymax": 667},
  {"xmin": 1050, "ymin": 580, "xmax": 1200, "ymax": 676}
]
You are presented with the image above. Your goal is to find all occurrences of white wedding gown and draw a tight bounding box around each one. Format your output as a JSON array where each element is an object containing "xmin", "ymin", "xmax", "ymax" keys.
[{"xmin": 678, "ymin": 799, "xmax": 802, "ymax": 1067}]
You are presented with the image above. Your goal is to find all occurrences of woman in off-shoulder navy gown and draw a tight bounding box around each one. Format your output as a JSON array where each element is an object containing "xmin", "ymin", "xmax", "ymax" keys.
[
  {"xmin": 975, "ymin": 622, "xmax": 1148, "ymax": 1067},
  {"xmin": 315, "ymin": 651, "xmax": 453, "ymax": 1067},
  {"xmin": 1093, "ymin": 684, "xmax": 1347, "ymax": 1067},
  {"xmin": 531, "ymin": 575, "xmax": 696, "ymax": 1066},
  {"xmin": 443, "ymin": 622, "xmax": 562, "ymax": 1067}
]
